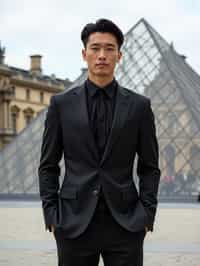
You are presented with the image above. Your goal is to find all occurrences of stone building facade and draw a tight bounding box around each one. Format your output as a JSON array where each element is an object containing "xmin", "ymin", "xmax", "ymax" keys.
[{"xmin": 0, "ymin": 42, "xmax": 71, "ymax": 150}]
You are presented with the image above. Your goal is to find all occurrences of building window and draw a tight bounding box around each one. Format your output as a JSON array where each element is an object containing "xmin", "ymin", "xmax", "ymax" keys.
[
  {"xmin": 10, "ymin": 105, "xmax": 20, "ymax": 134},
  {"xmin": 12, "ymin": 86, "xmax": 16, "ymax": 98},
  {"xmin": 11, "ymin": 113, "xmax": 17, "ymax": 133},
  {"xmin": 25, "ymin": 115, "xmax": 32, "ymax": 125},
  {"xmin": 40, "ymin": 91, "xmax": 44, "ymax": 103},
  {"xmin": 11, "ymin": 113, "xmax": 17, "ymax": 134},
  {"xmin": 23, "ymin": 108, "xmax": 34, "ymax": 126},
  {"xmin": 26, "ymin": 89, "xmax": 30, "ymax": 101}
]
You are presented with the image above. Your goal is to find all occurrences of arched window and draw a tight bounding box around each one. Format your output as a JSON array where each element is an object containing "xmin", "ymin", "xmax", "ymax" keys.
[
  {"xmin": 10, "ymin": 105, "xmax": 20, "ymax": 134},
  {"xmin": 23, "ymin": 107, "xmax": 34, "ymax": 125}
]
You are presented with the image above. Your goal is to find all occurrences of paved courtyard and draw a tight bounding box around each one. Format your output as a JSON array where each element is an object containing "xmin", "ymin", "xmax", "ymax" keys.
[{"xmin": 0, "ymin": 202, "xmax": 199, "ymax": 266}]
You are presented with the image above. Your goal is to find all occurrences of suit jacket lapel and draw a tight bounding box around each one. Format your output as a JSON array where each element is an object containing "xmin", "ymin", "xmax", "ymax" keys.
[
  {"xmin": 73, "ymin": 84, "xmax": 99, "ymax": 162},
  {"xmin": 73, "ymin": 83, "xmax": 131, "ymax": 166},
  {"xmin": 100, "ymin": 85, "xmax": 131, "ymax": 166}
]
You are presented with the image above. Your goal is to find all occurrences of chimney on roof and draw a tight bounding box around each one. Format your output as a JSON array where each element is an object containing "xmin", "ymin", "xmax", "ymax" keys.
[
  {"xmin": 30, "ymin": 55, "xmax": 42, "ymax": 75},
  {"xmin": 0, "ymin": 41, "xmax": 6, "ymax": 64}
]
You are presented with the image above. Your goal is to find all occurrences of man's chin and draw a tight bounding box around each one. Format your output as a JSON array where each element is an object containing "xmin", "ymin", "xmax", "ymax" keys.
[{"xmin": 94, "ymin": 71, "xmax": 110, "ymax": 77}]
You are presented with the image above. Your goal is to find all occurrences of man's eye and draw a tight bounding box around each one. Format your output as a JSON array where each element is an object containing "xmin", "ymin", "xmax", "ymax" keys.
[
  {"xmin": 91, "ymin": 47, "xmax": 99, "ymax": 51},
  {"xmin": 107, "ymin": 48, "xmax": 114, "ymax": 51}
]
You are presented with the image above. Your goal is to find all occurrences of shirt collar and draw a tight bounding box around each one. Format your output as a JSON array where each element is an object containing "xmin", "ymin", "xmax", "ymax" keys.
[{"xmin": 86, "ymin": 78, "xmax": 117, "ymax": 99}]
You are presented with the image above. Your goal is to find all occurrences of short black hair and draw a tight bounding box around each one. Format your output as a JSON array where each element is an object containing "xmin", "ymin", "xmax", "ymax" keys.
[{"xmin": 81, "ymin": 18, "xmax": 124, "ymax": 50}]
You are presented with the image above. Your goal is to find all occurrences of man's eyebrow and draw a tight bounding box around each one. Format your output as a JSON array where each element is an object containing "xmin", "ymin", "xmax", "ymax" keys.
[{"xmin": 90, "ymin": 43, "xmax": 116, "ymax": 47}]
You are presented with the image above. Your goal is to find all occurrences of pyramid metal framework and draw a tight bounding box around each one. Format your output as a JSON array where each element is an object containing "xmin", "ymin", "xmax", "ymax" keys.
[{"xmin": 0, "ymin": 18, "xmax": 200, "ymax": 201}]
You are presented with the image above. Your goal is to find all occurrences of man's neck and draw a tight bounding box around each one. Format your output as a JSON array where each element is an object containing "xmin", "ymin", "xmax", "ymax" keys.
[{"xmin": 88, "ymin": 74, "xmax": 114, "ymax": 88}]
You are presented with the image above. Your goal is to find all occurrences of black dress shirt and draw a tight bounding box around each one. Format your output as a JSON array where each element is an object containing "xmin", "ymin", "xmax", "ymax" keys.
[
  {"xmin": 85, "ymin": 78, "xmax": 117, "ymax": 159},
  {"xmin": 85, "ymin": 78, "xmax": 117, "ymax": 205}
]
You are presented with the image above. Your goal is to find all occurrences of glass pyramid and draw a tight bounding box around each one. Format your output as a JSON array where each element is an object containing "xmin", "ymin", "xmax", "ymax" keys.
[{"xmin": 0, "ymin": 18, "xmax": 199, "ymax": 201}]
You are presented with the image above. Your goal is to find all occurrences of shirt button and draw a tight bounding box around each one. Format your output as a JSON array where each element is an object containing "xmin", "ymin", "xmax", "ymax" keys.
[{"xmin": 92, "ymin": 189, "xmax": 99, "ymax": 196}]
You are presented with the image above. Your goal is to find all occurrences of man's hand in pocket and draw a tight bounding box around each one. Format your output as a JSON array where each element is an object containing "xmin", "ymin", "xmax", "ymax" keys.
[
  {"xmin": 145, "ymin": 226, "xmax": 148, "ymax": 234},
  {"xmin": 50, "ymin": 225, "xmax": 55, "ymax": 233}
]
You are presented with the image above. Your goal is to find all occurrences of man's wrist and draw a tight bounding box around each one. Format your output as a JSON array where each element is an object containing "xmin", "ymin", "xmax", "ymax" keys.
[
  {"xmin": 50, "ymin": 225, "xmax": 55, "ymax": 233},
  {"xmin": 47, "ymin": 225, "xmax": 55, "ymax": 233}
]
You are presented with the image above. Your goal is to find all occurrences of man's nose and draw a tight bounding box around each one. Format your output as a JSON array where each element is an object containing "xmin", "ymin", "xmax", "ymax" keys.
[{"xmin": 98, "ymin": 49, "xmax": 106, "ymax": 59}]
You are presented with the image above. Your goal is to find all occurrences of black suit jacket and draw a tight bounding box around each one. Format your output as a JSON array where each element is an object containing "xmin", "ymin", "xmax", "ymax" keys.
[{"xmin": 38, "ymin": 83, "xmax": 160, "ymax": 238}]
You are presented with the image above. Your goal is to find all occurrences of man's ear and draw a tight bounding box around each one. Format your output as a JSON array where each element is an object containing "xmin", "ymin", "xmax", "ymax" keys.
[
  {"xmin": 117, "ymin": 51, "xmax": 122, "ymax": 62},
  {"xmin": 82, "ymin": 49, "xmax": 86, "ymax": 61}
]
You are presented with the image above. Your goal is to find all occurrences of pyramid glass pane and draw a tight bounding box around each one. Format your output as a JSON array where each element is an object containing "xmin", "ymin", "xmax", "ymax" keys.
[{"xmin": 0, "ymin": 19, "xmax": 199, "ymax": 201}]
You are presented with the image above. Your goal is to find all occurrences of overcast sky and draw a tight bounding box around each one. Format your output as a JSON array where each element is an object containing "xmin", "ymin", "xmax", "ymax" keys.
[{"xmin": 1, "ymin": 0, "xmax": 200, "ymax": 81}]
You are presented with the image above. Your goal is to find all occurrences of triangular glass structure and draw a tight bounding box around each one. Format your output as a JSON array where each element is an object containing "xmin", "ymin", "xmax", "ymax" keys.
[
  {"xmin": 0, "ymin": 18, "xmax": 200, "ymax": 201},
  {"xmin": 0, "ymin": 72, "xmax": 87, "ymax": 197}
]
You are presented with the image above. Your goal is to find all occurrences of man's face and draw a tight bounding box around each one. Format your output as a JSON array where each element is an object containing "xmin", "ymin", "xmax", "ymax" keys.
[{"xmin": 82, "ymin": 32, "xmax": 122, "ymax": 78}]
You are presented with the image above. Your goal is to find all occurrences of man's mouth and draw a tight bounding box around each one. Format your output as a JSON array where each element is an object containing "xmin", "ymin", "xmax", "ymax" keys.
[{"xmin": 96, "ymin": 63, "xmax": 108, "ymax": 67}]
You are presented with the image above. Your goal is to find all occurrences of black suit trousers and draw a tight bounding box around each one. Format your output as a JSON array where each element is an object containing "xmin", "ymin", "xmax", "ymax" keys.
[{"xmin": 54, "ymin": 195, "xmax": 146, "ymax": 266}]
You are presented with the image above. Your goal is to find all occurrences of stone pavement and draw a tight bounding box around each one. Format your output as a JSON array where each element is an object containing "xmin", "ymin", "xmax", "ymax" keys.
[{"xmin": 0, "ymin": 202, "xmax": 200, "ymax": 266}]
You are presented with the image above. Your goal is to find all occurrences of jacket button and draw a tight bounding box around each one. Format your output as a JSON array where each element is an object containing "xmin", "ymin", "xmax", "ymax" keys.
[{"xmin": 92, "ymin": 189, "xmax": 99, "ymax": 196}]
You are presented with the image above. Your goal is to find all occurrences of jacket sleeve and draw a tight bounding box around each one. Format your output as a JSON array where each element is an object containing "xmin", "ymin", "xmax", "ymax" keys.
[
  {"xmin": 38, "ymin": 95, "xmax": 63, "ymax": 231},
  {"xmin": 136, "ymin": 98, "xmax": 161, "ymax": 232}
]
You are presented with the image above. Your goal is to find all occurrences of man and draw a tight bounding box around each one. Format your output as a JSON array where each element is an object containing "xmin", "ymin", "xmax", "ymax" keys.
[{"xmin": 38, "ymin": 18, "xmax": 160, "ymax": 266}]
